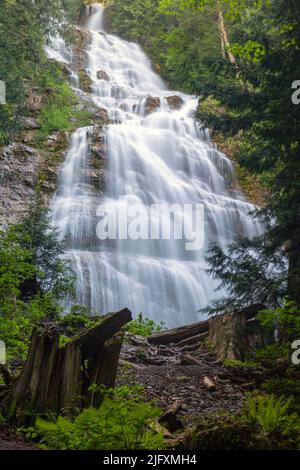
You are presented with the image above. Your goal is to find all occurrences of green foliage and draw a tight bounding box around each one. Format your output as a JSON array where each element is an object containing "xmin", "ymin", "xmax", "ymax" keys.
[
  {"xmin": 245, "ymin": 395, "xmax": 300, "ymax": 444},
  {"xmin": 0, "ymin": 0, "xmax": 82, "ymax": 143},
  {"xmin": 258, "ymin": 301, "xmax": 300, "ymax": 341},
  {"xmin": 37, "ymin": 64, "xmax": 90, "ymax": 139},
  {"xmin": 58, "ymin": 305, "xmax": 97, "ymax": 335},
  {"xmin": 203, "ymin": 236, "xmax": 287, "ymax": 314},
  {"xmin": 0, "ymin": 229, "xmax": 37, "ymax": 316},
  {"xmin": 8, "ymin": 196, "xmax": 74, "ymax": 299},
  {"xmin": 195, "ymin": 0, "xmax": 300, "ymax": 309},
  {"xmin": 184, "ymin": 394, "xmax": 300, "ymax": 450},
  {"xmin": 254, "ymin": 344, "xmax": 291, "ymax": 364},
  {"xmin": 0, "ymin": 196, "xmax": 74, "ymax": 361},
  {"xmin": 262, "ymin": 379, "xmax": 300, "ymax": 415},
  {"xmin": 33, "ymin": 386, "xmax": 165, "ymax": 450},
  {"xmin": 126, "ymin": 313, "xmax": 165, "ymax": 336},
  {"xmin": 223, "ymin": 358, "xmax": 257, "ymax": 369},
  {"xmin": 106, "ymin": 0, "xmax": 220, "ymax": 93}
]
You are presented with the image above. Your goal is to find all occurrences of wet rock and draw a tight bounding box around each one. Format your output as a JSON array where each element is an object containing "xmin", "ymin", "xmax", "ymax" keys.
[
  {"xmin": 126, "ymin": 334, "xmax": 149, "ymax": 347},
  {"xmin": 92, "ymin": 108, "xmax": 109, "ymax": 123},
  {"xmin": 25, "ymin": 87, "xmax": 43, "ymax": 114},
  {"xmin": 97, "ymin": 70, "xmax": 110, "ymax": 81},
  {"xmin": 166, "ymin": 95, "xmax": 184, "ymax": 110},
  {"xmin": 144, "ymin": 96, "xmax": 160, "ymax": 115},
  {"xmin": 78, "ymin": 5, "xmax": 89, "ymax": 26},
  {"xmin": 78, "ymin": 69, "xmax": 93, "ymax": 93},
  {"xmin": 73, "ymin": 29, "xmax": 91, "ymax": 70},
  {"xmin": 91, "ymin": 142, "xmax": 105, "ymax": 160}
]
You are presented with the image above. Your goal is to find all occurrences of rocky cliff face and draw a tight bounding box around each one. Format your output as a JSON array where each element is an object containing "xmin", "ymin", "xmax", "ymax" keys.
[{"xmin": 0, "ymin": 27, "xmax": 108, "ymax": 229}]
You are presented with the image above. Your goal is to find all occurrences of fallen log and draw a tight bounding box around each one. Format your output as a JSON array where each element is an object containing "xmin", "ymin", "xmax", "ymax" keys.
[
  {"xmin": 176, "ymin": 332, "xmax": 208, "ymax": 348},
  {"xmin": 148, "ymin": 304, "xmax": 266, "ymax": 346},
  {"xmin": 148, "ymin": 320, "xmax": 209, "ymax": 345},
  {"xmin": 0, "ymin": 308, "xmax": 132, "ymax": 422}
]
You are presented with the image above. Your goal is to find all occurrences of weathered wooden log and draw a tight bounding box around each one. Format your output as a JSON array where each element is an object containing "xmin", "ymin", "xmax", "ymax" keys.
[
  {"xmin": 0, "ymin": 309, "xmax": 132, "ymax": 421},
  {"xmin": 73, "ymin": 307, "xmax": 132, "ymax": 358},
  {"xmin": 148, "ymin": 304, "xmax": 266, "ymax": 346},
  {"xmin": 176, "ymin": 332, "xmax": 208, "ymax": 348},
  {"xmin": 86, "ymin": 332, "xmax": 124, "ymax": 408},
  {"xmin": 148, "ymin": 320, "xmax": 209, "ymax": 345}
]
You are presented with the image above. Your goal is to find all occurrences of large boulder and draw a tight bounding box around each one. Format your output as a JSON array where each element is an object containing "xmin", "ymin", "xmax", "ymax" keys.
[
  {"xmin": 92, "ymin": 108, "xmax": 109, "ymax": 123},
  {"xmin": 73, "ymin": 29, "xmax": 91, "ymax": 70},
  {"xmin": 78, "ymin": 5, "xmax": 89, "ymax": 26},
  {"xmin": 20, "ymin": 117, "xmax": 40, "ymax": 130},
  {"xmin": 166, "ymin": 95, "xmax": 184, "ymax": 110},
  {"xmin": 78, "ymin": 69, "xmax": 93, "ymax": 93},
  {"xmin": 144, "ymin": 96, "xmax": 161, "ymax": 115}
]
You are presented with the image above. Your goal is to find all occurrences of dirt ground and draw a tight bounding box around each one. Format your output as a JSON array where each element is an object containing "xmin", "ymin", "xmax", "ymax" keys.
[{"xmin": 117, "ymin": 333, "xmax": 264, "ymax": 424}]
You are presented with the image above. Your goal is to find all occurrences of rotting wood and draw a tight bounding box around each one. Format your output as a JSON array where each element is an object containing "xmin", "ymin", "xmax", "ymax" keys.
[{"xmin": 0, "ymin": 309, "xmax": 132, "ymax": 422}]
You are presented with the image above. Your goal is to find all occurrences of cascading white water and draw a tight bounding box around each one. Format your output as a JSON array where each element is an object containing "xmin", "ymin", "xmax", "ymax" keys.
[{"xmin": 50, "ymin": 3, "xmax": 262, "ymax": 327}]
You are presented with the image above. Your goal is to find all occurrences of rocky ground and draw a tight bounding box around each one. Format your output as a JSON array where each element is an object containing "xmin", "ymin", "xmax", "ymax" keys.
[
  {"xmin": 0, "ymin": 429, "xmax": 36, "ymax": 450},
  {"xmin": 117, "ymin": 333, "xmax": 264, "ymax": 427}
]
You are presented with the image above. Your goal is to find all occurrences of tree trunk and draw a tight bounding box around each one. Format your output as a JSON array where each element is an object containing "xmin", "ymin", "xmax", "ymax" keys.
[
  {"xmin": 217, "ymin": 0, "xmax": 237, "ymax": 65},
  {"xmin": 208, "ymin": 304, "xmax": 269, "ymax": 361}
]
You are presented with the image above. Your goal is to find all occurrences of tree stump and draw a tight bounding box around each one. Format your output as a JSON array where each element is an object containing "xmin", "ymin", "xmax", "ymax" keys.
[
  {"xmin": 0, "ymin": 308, "xmax": 132, "ymax": 422},
  {"xmin": 208, "ymin": 304, "xmax": 269, "ymax": 361}
]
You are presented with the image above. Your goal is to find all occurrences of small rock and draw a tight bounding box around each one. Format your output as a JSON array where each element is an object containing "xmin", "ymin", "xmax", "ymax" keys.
[
  {"xmin": 20, "ymin": 117, "xmax": 40, "ymax": 130},
  {"xmin": 180, "ymin": 354, "xmax": 202, "ymax": 366},
  {"xmin": 97, "ymin": 70, "xmax": 110, "ymax": 81},
  {"xmin": 92, "ymin": 108, "xmax": 109, "ymax": 122}
]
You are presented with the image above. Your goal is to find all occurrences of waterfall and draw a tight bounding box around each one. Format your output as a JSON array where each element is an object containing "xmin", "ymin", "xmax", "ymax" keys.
[{"xmin": 50, "ymin": 3, "xmax": 262, "ymax": 327}]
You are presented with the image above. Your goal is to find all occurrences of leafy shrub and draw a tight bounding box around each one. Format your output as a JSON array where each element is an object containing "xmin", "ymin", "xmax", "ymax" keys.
[
  {"xmin": 126, "ymin": 313, "xmax": 165, "ymax": 337},
  {"xmin": 258, "ymin": 301, "xmax": 300, "ymax": 341},
  {"xmin": 182, "ymin": 395, "xmax": 300, "ymax": 450},
  {"xmin": 33, "ymin": 386, "xmax": 165, "ymax": 450},
  {"xmin": 58, "ymin": 305, "xmax": 97, "ymax": 335},
  {"xmin": 252, "ymin": 344, "xmax": 294, "ymax": 376},
  {"xmin": 245, "ymin": 395, "xmax": 300, "ymax": 443},
  {"xmin": 262, "ymin": 379, "xmax": 300, "ymax": 415},
  {"xmin": 37, "ymin": 65, "xmax": 89, "ymax": 139}
]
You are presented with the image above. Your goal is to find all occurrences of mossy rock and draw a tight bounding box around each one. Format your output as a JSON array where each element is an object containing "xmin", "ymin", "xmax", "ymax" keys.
[{"xmin": 78, "ymin": 69, "xmax": 93, "ymax": 93}]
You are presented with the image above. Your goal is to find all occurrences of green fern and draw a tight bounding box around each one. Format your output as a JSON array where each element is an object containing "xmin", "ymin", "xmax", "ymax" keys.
[
  {"xmin": 34, "ymin": 386, "xmax": 165, "ymax": 450},
  {"xmin": 246, "ymin": 395, "xmax": 300, "ymax": 440}
]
